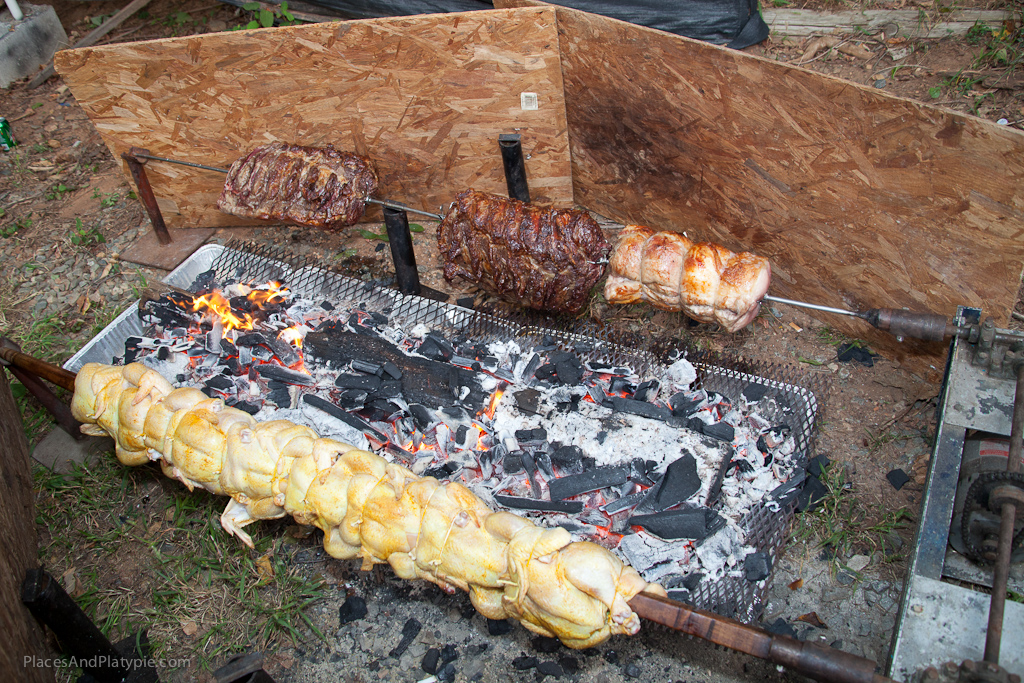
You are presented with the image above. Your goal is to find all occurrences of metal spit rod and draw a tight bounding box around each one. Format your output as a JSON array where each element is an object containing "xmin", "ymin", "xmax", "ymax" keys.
[{"xmin": 130, "ymin": 152, "xmax": 444, "ymax": 221}]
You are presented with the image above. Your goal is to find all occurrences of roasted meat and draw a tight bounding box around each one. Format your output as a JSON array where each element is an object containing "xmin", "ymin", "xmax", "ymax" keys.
[
  {"xmin": 437, "ymin": 190, "xmax": 611, "ymax": 315},
  {"xmin": 70, "ymin": 362, "xmax": 664, "ymax": 648},
  {"xmin": 605, "ymin": 225, "xmax": 771, "ymax": 332},
  {"xmin": 218, "ymin": 142, "xmax": 378, "ymax": 229}
]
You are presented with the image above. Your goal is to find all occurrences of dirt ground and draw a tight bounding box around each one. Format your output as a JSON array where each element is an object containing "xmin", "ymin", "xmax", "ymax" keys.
[{"xmin": 1, "ymin": 1, "xmax": 1021, "ymax": 682}]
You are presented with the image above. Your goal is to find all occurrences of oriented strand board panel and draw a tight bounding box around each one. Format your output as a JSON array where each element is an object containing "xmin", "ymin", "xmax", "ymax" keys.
[
  {"xmin": 54, "ymin": 8, "xmax": 572, "ymax": 228},
  {"xmin": 555, "ymin": 8, "xmax": 1024, "ymax": 372}
]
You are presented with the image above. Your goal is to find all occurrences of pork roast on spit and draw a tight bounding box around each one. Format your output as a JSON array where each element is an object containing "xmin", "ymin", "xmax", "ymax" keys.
[
  {"xmin": 605, "ymin": 225, "xmax": 771, "ymax": 332},
  {"xmin": 218, "ymin": 142, "xmax": 378, "ymax": 229},
  {"xmin": 70, "ymin": 362, "xmax": 663, "ymax": 648},
  {"xmin": 438, "ymin": 190, "xmax": 611, "ymax": 316}
]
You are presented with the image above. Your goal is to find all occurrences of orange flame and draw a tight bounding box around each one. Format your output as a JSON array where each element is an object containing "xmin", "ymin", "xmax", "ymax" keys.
[
  {"xmin": 279, "ymin": 326, "xmax": 304, "ymax": 349},
  {"xmin": 482, "ymin": 387, "xmax": 505, "ymax": 420},
  {"xmin": 192, "ymin": 291, "xmax": 253, "ymax": 332}
]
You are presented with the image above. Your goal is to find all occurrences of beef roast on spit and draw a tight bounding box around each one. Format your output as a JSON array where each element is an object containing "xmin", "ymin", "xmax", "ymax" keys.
[
  {"xmin": 605, "ymin": 225, "xmax": 771, "ymax": 332},
  {"xmin": 218, "ymin": 142, "xmax": 378, "ymax": 229},
  {"xmin": 437, "ymin": 190, "xmax": 611, "ymax": 315}
]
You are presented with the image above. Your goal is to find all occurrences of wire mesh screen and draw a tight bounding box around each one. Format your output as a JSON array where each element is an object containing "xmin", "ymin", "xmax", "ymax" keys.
[{"xmin": 202, "ymin": 240, "xmax": 824, "ymax": 622}]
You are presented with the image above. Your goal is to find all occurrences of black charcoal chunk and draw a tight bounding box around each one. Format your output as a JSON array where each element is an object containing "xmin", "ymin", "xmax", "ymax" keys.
[
  {"xmin": 667, "ymin": 589, "xmax": 691, "ymax": 603},
  {"xmin": 351, "ymin": 359, "xmax": 382, "ymax": 375},
  {"xmin": 837, "ymin": 342, "xmax": 877, "ymax": 366},
  {"xmin": 653, "ymin": 453, "xmax": 701, "ymax": 509},
  {"xmin": 157, "ymin": 346, "xmax": 170, "ymax": 361},
  {"xmin": 339, "ymin": 596, "xmax": 368, "ymax": 625},
  {"xmin": 256, "ymin": 364, "xmax": 314, "ymax": 386},
  {"xmin": 418, "ymin": 336, "xmax": 454, "ymax": 361},
  {"xmin": 550, "ymin": 445, "xmax": 584, "ymax": 473},
  {"xmin": 512, "ymin": 656, "xmax": 538, "ymax": 670},
  {"xmin": 549, "ymin": 465, "xmax": 629, "ymax": 501},
  {"xmin": 534, "ymin": 451, "xmax": 555, "ymax": 480},
  {"xmin": 886, "ymin": 468, "xmax": 910, "ymax": 491},
  {"xmin": 558, "ymin": 656, "xmax": 579, "ymax": 674},
  {"xmin": 302, "ymin": 394, "xmax": 388, "ymax": 442},
  {"xmin": 502, "ymin": 453, "xmax": 524, "ymax": 473},
  {"xmin": 628, "ymin": 457, "xmax": 654, "ymax": 486},
  {"xmin": 734, "ymin": 459, "xmax": 755, "ymax": 474},
  {"xmin": 266, "ymin": 381, "xmax": 293, "ymax": 408},
  {"xmin": 264, "ymin": 338, "xmax": 300, "ymax": 366},
  {"xmin": 205, "ymin": 375, "xmax": 234, "ymax": 391},
  {"xmin": 608, "ymin": 396, "xmax": 672, "ymax": 421},
  {"xmin": 438, "ymin": 643, "xmax": 459, "ymax": 668},
  {"xmin": 601, "ymin": 489, "xmax": 645, "ymax": 515},
  {"xmin": 603, "ymin": 650, "xmax": 619, "ymax": 664},
  {"xmin": 389, "ymin": 618, "xmax": 421, "ymax": 658},
  {"xmin": 797, "ymin": 475, "xmax": 829, "ymax": 512},
  {"xmin": 633, "ymin": 379, "xmax": 659, "ymax": 402},
  {"xmin": 609, "ymin": 377, "xmax": 635, "ymax": 395},
  {"xmin": 701, "ymin": 421, "xmax": 735, "ymax": 442},
  {"xmin": 422, "ymin": 648, "xmax": 440, "ymax": 674},
  {"xmin": 806, "ymin": 453, "xmax": 830, "ymax": 479},
  {"xmin": 536, "ymin": 660, "xmax": 563, "ymax": 679},
  {"xmin": 409, "ymin": 403, "xmax": 435, "ymax": 430},
  {"xmin": 532, "ymin": 636, "xmax": 561, "ymax": 653},
  {"xmin": 231, "ymin": 400, "xmax": 260, "ymax": 415},
  {"xmin": 624, "ymin": 662, "xmax": 642, "ymax": 679},
  {"xmin": 742, "ymin": 383, "xmax": 768, "ymax": 402},
  {"xmin": 743, "ymin": 552, "xmax": 772, "ymax": 582},
  {"xmin": 423, "ymin": 462, "xmax": 462, "ymax": 480},
  {"xmin": 380, "ymin": 361, "xmax": 402, "ymax": 380},
  {"xmin": 338, "ymin": 389, "xmax": 368, "ymax": 409},
  {"xmin": 320, "ymin": 301, "xmax": 334, "ymax": 311},
  {"xmin": 201, "ymin": 386, "xmax": 215, "ymax": 398},
  {"xmin": 494, "ymin": 494, "xmax": 583, "ymax": 514},
  {"xmin": 375, "ymin": 380, "xmax": 403, "ymax": 399},
  {"xmin": 629, "ymin": 507, "xmax": 708, "ymax": 540},
  {"xmin": 515, "ymin": 427, "xmax": 547, "ymax": 442},
  {"xmin": 456, "ymin": 424, "xmax": 469, "ymax": 446},
  {"xmin": 486, "ymin": 619, "xmax": 513, "ymax": 636},
  {"xmin": 370, "ymin": 311, "xmax": 388, "ymax": 325},
  {"xmin": 766, "ymin": 618, "xmax": 798, "ymax": 638},
  {"xmin": 515, "ymin": 389, "xmax": 541, "ymax": 415},
  {"xmin": 191, "ymin": 268, "xmax": 217, "ymax": 293},
  {"xmin": 554, "ymin": 357, "xmax": 584, "ymax": 385},
  {"xmin": 456, "ymin": 296, "xmax": 475, "ymax": 309},
  {"xmin": 683, "ymin": 572, "xmax": 703, "ymax": 590},
  {"xmin": 535, "ymin": 363, "xmax": 558, "ymax": 381},
  {"xmin": 335, "ymin": 374, "xmax": 382, "ymax": 391}
]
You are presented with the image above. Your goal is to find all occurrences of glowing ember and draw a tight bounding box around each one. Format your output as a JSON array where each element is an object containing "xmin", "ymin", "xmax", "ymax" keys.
[
  {"xmin": 279, "ymin": 326, "xmax": 305, "ymax": 348},
  {"xmin": 482, "ymin": 384, "xmax": 507, "ymax": 420},
  {"xmin": 192, "ymin": 291, "xmax": 252, "ymax": 332}
]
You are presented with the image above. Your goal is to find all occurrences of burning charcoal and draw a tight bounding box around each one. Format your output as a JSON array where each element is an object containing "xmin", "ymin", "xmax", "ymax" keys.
[
  {"xmin": 351, "ymin": 359, "xmax": 382, "ymax": 375},
  {"xmin": 370, "ymin": 311, "xmax": 389, "ymax": 326},
  {"xmin": 608, "ymin": 396, "xmax": 672, "ymax": 422},
  {"xmin": 549, "ymin": 465, "xmax": 628, "ymax": 501},
  {"xmin": 521, "ymin": 452, "xmax": 543, "ymax": 498},
  {"xmin": 628, "ymin": 458, "xmax": 654, "ymax": 486},
  {"xmin": 302, "ymin": 395, "xmax": 388, "ymax": 443},
  {"xmin": 765, "ymin": 424, "xmax": 791, "ymax": 449},
  {"xmin": 365, "ymin": 398, "xmax": 401, "ymax": 422},
  {"xmin": 455, "ymin": 424, "xmax": 470, "ymax": 448},
  {"xmin": 704, "ymin": 421, "xmax": 737, "ymax": 444},
  {"xmin": 554, "ymin": 357, "xmax": 584, "ymax": 385},
  {"xmin": 230, "ymin": 400, "xmax": 260, "ymax": 415},
  {"xmin": 550, "ymin": 445, "xmax": 584, "ymax": 473},
  {"xmin": 236, "ymin": 332, "xmax": 269, "ymax": 348},
  {"xmin": 668, "ymin": 391, "xmax": 702, "ymax": 417},
  {"xmin": 601, "ymin": 489, "xmax": 646, "ymax": 515},
  {"xmin": 534, "ymin": 451, "xmax": 555, "ymax": 480},
  {"xmin": 190, "ymin": 268, "xmax": 217, "ymax": 293},
  {"xmin": 502, "ymin": 452, "xmax": 524, "ymax": 473},
  {"xmin": 264, "ymin": 338, "xmax": 299, "ymax": 366},
  {"xmin": 633, "ymin": 379, "xmax": 659, "ymax": 402},
  {"xmin": 629, "ymin": 507, "xmax": 708, "ymax": 540},
  {"xmin": 418, "ymin": 336, "xmax": 452, "ymax": 361},
  {"xmin": 380, "ymin": 361, "xmax": 402, "ymax": 380},
  {"xmin": 609, "ymin": 377, "xmax": 634, "ymax": 395},
  {"xmin": 205, "ymin": 375, "xmax": 235, "ymax": 391},
  {"xmin": 743, "ymin": 551, "xmax": 772, "ymax": 582},
  {"xmin": 535, "ymin": 363, "xmax": 558, "ymax": 381},
  {"xmin": 522, "ymin": 352, "xmax": 543, "ymax": 380},
  {"xmin": 586, "ymin": 362, "xmax": 630, "ymax": 375},
  {"xmin": 424, "ymin": 462, "xmax": 462, "ymax": 480},
  {"xmin": 335, "ymin": 374, "xmax": 382, "ymax": 392},
  {"xmin": 238, "ymin": 345, "xmax": 252, "ymax": 366},
  {"xmin": 514, "ymin": 388, "xmax": 541, "ymax": 415},
  {"xmin": 376, "ymin": 380, "xmax": 403, "ymax": 399},
  {"xmin": 339, "ymin": 595, "xmax": 368, "ymax": 625},
  {"xmin": 494, "ymin": 494, "xmax": 583, "ymax": 514},
  {"xmin": 266, "ymin": 380, "xmax": 294, "ymax": 408},
  {"xmin": 338, "ymin": 389, "xmax": 368, "ymax": 410},
  {"xmin": 742, "ymin": 383, "xmax": 768, "ymax": 402},
  {"xmin": 256, "ymin": 364, "xmax": 314, "ymax": 386},
  {"xmin": 389, "ymin": 618, "xmax": 421, "ymax": 658},
  {"xmin": 650, "ymin": 453, "xmax": 701, "ymax": 510},
  {"xmin": 409, "ymin": 403, "xmax": 435, "ymax": 430},
  {"xmin": 478, "ymin": 449, "xmax": 496, "ymax": 479},
  {"xmin": 320, "ymin": 301, "xmax": 334, "ymax": 311},
  {"xmin": 515, "ymin": 428, "xmax": 547, "ymax": 442}
]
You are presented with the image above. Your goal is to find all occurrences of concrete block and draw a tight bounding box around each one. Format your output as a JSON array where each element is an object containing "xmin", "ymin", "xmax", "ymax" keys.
[
  {"xmin": 0, "ymin": 4, "xmax": 67, "ymax": 88},
  {"xmin": 31, "ymin": 426, "xmax": 112, "ymax": 474}
]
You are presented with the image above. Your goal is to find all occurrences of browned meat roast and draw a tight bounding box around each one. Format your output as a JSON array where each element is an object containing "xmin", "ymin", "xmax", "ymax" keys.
[
  {"xmin": 218, "ymin": 142, "xmax": 378, "ymax": 229},
  {"xmin": 437, "ymin": 190, "xmax": 610, "ymax": 315}
]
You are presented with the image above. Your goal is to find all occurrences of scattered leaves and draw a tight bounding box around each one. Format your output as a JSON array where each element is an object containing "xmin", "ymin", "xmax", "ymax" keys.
[
  {"xmin": 181, "ymin": 619, "xmax": 198, "ymax": 636},
  {"xmin": 358, "ymin": 228, "xmax": 389, "ymax": 242},
  {"xmin": 797, "ymin": 611, "xmax": 829, "ymax": 629},
  {"xmin": 256, "ymin": 553, "xmax": 275, "ymax": 582},
  {"xmin": 788, "ymin": 578, "xmax": 804, "ymax": 590}
]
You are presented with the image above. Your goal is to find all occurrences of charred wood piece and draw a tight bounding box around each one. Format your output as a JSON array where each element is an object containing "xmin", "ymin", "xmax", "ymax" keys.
[
  {"xmin": 549, "ymin": 465, "xmax": 629, "ymax": 501},
  {"xmin": 255, "ymin": 364, "xmax": 314, "ymax": 386},
  {"xmin": 494, "ymin": 494, "xmax": 584, "ymax": 514},
  {"xmin": 607, "ymin": 396, "xmax": 672, "ymax": 422}
]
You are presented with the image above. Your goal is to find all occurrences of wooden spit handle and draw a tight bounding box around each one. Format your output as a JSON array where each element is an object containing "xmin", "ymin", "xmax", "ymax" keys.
[
  {"xmin": 0, "ymin": 347, "xmax": 77, "ymax": 392},
  {"xmin": 628, "ymin": 592, "xmax": 894, "ymax": 683}
]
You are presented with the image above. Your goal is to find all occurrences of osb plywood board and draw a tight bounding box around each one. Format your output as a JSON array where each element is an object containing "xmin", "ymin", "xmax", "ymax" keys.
[
  {"xmin": 54, "ymin": 8, "xmax": 572, "ymax": 229},
  {"xmin": 554, "ymin": 7, "xmax": 1024, "ymax": 373}
]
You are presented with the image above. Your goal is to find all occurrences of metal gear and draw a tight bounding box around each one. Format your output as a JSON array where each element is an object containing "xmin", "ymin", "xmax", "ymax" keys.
[{"xmin": 960, "ymin": 471, "xmax": 1024, "ymax": 563}]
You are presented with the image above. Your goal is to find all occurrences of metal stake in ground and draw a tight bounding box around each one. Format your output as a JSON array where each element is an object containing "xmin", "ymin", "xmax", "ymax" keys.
[{"xmin": 383, "ymin": 206, "xmax": 421, "ymax": 296}]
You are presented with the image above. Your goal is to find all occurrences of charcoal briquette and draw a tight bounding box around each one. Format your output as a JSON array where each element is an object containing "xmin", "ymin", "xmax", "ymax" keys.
[
  {"xmin": 230, "ymin": 400, "xmax": 260, "ymax": 415},
  {"xmin": 797, "ymin": 474, "xmax": 829, "ymax": 512},
  {"xmin": 350, "ymin": 359, "xmax": 382, "ymax": 375},
  {"xmin": 554, "ymin": 357, "xmax": 584, "ymax": 385},
  {"xmin": 742, "ymin": 383, "xmax": 769, "ymax": 402},
  {"xmin": 886, "ymin": 468, "xmax": 910, "ymax": 491},
  {"xmin": 204, "ymin": 375, "xmax": 234, "ymax": 390},
  {"xmin": 550, "ymin": 445, "xmax": 583, "ymax": 472},
  {"xmin": 338, "ymin": 389, "xmax": 368, "ymax": 409},
  {"xmin": 806, "ymin": 453, "xmax": 831, "ymax": 478}
]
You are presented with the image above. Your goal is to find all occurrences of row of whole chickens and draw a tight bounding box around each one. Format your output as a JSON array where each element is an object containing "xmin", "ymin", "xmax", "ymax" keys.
[{"xmin": 70, "ymin": 362, "xmax": 664, "ymax": 649}]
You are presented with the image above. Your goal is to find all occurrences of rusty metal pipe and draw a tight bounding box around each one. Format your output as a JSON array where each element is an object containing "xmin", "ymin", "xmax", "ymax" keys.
[
  {"xmin": 122, "ymin": 147, "xmax": 172, "ymax": 246},
  {"xmin": 628, "ymin": 592, "xmax": 893, "ymax": 683},
  {"xmin": 1, "ymin": 338, "xmax": 81, "ymax": 438},
  {"xmin": 983, "ymin": 360, "xmax": 1024, "ymax": 663},
  {"xmin": 0, "ymin": 346, "xmax": 77, "ymax": 392}
]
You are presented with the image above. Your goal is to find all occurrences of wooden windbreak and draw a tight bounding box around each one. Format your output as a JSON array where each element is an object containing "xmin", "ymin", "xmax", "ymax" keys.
[
  {"xmin": 54, "ymin": 8, "xmax": 573, "ymax": 227},
  {"xmin": 553, "ymin": 8, "xmax": 1024, "ymax": 369}
]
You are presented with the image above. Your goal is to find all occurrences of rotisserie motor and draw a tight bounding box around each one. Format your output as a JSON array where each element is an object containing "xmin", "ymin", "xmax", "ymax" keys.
[
  {"xmin": 604, "ymin": 225, "xmax": 771, "ymax": 332},
  {"xmin": 70, "ymin": 362, "xmax": 663, "ymax": 648},
  {"xmin": 218, "ymin": 142, "xmax": 378, "ymax": 230},
  {"xmin": 438, "ymin": 190, "xmax": 611, "ymax": 316}
]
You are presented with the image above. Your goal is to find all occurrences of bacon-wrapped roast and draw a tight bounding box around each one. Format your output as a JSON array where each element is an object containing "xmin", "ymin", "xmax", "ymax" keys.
[
  {"xmin": 605, "ymin": 225, "xmax": 771, "ymax": 332},
  {"xmin": 70, "ymin": 362, "xmax": 662, "ymax": 648},
  {"xmin": 438, "ymin": 190, "xmax": 611, "ymax": 316},
  {"xmin": 218, "ymin": 142, "xmax": 378, "ymax": 230}
]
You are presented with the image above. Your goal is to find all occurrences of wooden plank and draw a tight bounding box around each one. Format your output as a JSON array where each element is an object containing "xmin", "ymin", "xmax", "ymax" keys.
[
  {"xmin": 763, "ymin": 8, "xmax": 1012, "ymax": 39},
  {"xmin": 0, "ymin": 370, "xmax": 54, "ymax": 683},
  {"xmin": 54, "ymin": 8, "xmax": 572, "ymax": 229},
  {"xmin": 554, "ymin": 7, "xmax": 1024, "ymax": 374}
]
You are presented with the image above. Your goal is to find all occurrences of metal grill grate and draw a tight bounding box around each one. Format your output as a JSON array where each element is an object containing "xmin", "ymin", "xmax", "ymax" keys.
[{"xmin": 74, "ymin": 239, "xmax": 824, "ymax": 625}]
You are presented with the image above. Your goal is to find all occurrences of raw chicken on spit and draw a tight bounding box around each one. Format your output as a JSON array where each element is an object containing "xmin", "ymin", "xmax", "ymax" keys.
[
  {"xmin": 605, "ymin": 225, "xmax": 771, "ymax": 332},
  {"xmin": 70, "ymin": 362, "xmax": 664, "ymax": 648}
]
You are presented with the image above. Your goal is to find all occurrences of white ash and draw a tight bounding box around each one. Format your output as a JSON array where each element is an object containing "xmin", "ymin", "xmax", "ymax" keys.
[
  {"xmin": 619, "ymin": 531, "xmax": 694, "ymax": 583},
  {"xmin": 662, "ymin": 358, "xmax": 697, "ymax": 391},
  {"xmin": 694, "ymin": 523, "xmax": 752, "ymax": 581},
  {"xmin": 259, "ymin": 404, "xmax": 371, "ymax": 451}
]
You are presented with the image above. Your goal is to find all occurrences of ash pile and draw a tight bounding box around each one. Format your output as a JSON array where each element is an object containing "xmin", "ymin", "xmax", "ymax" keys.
[{"xmin": 106, "ymin": 242, "xmax": 820, "ymax": 622}]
